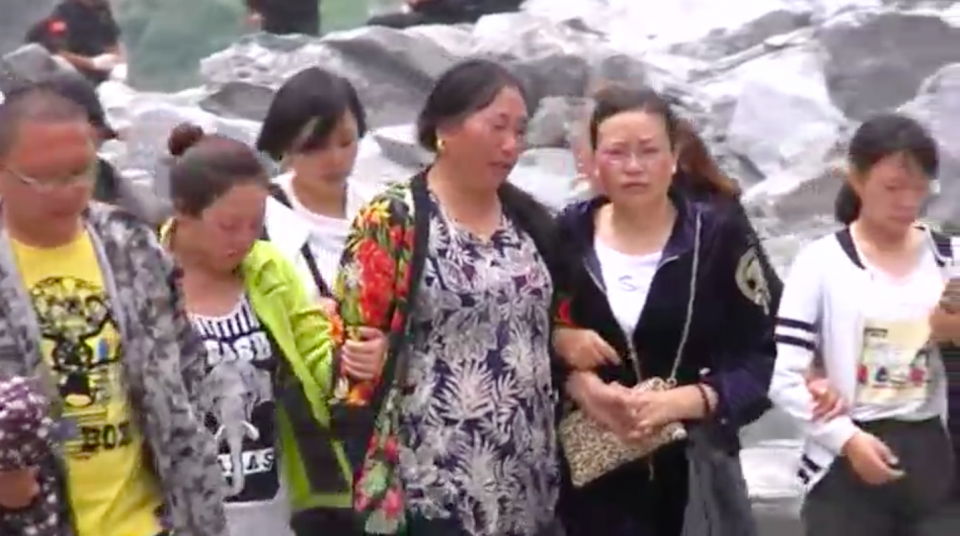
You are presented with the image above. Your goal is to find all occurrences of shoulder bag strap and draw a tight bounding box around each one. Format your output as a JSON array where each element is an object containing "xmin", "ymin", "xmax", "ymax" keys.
[
  {"xmin": 387, "ymin": 174, "xmax": 432, "ymax": 387},
  {"xmin": 265, "ymin": 183, "xmax": 333, "ymax": 298},
  {"xmin": 668, "ymin": 213, "xmax": 702, "ymax": 384}
]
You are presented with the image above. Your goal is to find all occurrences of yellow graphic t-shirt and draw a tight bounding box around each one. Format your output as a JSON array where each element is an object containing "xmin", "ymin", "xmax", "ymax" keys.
[{"xmin": 11, "ymin": 232, "xmax": 162, "ymax": 536}]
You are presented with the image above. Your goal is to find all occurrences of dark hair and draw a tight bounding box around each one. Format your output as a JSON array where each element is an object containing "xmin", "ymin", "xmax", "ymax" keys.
[
  {"xmin": 416, "ymin": 59, "xmax": 527, "ymax": 152},
  {"xmin": 834, "ymin": 113, "xmax": 938, "ymax": 225},
  {"xmin": 0, "ymin": 86, "xmax": 88, "ymax": 159},
  {"xmin": 589, "ymin": 84, "xmax": 739, "ymax": 198},
  {"xmin": 167, "ymin": 123, "xmax": 268, "ymax": 217},
  {"xmin": 256, "ymin": 68, "xmax": 367, "ymax": 162}
]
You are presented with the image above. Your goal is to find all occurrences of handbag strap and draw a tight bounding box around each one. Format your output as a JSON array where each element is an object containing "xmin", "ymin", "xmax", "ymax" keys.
[
  {"xmin": 263, "ymin": 183, "xmax": 334, "ymax": 298},
  {"xmin": 384, "ymin": 174, "xmax": 432, "ymax": 388},
  {"xmin": 667, "ymin": 213, "xmax": 702, "ymax": 384}
]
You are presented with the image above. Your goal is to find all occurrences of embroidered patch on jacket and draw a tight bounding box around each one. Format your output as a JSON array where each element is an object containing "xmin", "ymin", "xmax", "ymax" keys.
[{"xmin": 735, "ymin": 247, "xmax": 771, "ymax": 315}]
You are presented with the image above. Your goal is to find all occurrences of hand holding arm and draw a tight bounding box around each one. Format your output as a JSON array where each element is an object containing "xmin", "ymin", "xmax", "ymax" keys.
[
  {"xmin": 552, "ymin": 327, "xmax": 620, "ymax": 370},
  {"xmin": 333, "ymin": 198, "xmax": 405, "ymax": 406}
]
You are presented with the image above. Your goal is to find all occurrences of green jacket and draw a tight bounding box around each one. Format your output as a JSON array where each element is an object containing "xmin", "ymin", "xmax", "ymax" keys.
[
  {"xmin": 240, "ymin": 240, "xmax": 353, "ymax": 511},
  {"xmin": 161, "ymin": 219, "xmax": 353, "ymax": 512}
]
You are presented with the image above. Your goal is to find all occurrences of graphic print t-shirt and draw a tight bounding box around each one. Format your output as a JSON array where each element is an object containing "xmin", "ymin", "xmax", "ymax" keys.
[
  {"xmin": 853, "ymin": 248, "xmax": 946, "ymax": 420},
  {"xmin": 10, "ymin": 232, "xmax": 161, "ymax": 536},
  {"xmin": 190, "ymin": 298, "xmax": 280, "ymax": 503}
]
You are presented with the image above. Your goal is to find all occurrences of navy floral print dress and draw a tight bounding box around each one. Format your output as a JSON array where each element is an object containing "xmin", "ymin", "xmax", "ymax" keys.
[{"xmin": 396, "ymin": 195, "xmax": 560, "ymax": 536}]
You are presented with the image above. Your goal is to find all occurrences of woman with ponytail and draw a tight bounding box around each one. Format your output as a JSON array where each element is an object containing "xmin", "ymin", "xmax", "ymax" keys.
[{"xmin": 769, "ymin": 113, "xmax": 960, "ymax": 535}]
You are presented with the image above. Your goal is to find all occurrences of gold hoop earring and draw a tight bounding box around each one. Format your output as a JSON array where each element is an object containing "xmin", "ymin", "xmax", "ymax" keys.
[{"xmin": 436, "ymin": 138, "xmax": 446, "ymax": 152}]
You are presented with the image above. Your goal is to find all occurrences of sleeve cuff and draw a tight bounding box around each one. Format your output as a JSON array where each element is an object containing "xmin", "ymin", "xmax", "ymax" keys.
[{"xmin": 811, "ymin": 416, "xmax": 859, "ymax": 455}]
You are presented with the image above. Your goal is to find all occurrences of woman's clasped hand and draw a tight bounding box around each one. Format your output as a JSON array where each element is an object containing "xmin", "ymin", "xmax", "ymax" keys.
[{"xmin": 566, "ymin": 370, "xmax": 711, "ymax": 442}]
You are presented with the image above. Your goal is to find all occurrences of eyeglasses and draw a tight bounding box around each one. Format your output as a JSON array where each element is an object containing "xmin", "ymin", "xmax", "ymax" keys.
[
  {"xmin": 596, "ymin": 146, "xmax": 667, "ymax": 167},
  {"xmin": 4, "ymin": 162, "xmax": 98, "ymax": 192}
]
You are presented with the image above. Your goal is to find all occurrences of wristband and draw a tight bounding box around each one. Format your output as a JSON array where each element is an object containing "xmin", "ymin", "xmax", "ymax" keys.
[{"xmin": 695, "ymin": 383, "xmax": 714, "ymax": 416}]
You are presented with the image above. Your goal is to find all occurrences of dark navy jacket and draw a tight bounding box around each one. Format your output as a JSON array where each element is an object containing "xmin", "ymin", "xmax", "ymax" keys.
[
  {"xmin": 555, "ymin": 190, "xmax": 779, "ymax": 535},
  {"xmin": 556, "ymin": 191, "xmax": 778, "ymax": 436}
]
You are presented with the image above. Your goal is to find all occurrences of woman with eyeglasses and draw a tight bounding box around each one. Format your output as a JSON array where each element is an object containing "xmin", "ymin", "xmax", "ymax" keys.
[{"xmin": 549, "ymin": 85, "xmax": 781, "ymax": 536}]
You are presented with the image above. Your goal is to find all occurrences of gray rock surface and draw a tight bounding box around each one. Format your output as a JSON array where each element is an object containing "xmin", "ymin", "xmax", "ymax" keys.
[
  {"xmin": 0, "ymin": 44, "xmax": 75, "ymax": 93},
  {"xmin": 819, "ymin": 10, "xmax": 960, "ymax": 120},
  {"xmin": 901, "ymin": 63, "xmax": 960, "ymax": 225},
  {"xmin": 0, "ymin": 0, "xmax": 58, "ymax": 57}
]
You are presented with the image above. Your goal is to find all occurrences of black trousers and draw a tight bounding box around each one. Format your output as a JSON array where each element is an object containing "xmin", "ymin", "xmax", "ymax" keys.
[
  {"xmin": 802, "ymin": 418, "xmax": 959, "ymax": 536},
  {"xmin": 260, "ymin": 0, "xmax": 321, "ymax": 35},
  {"xmin": 291, "ymin": 506, "xmax": 360, "ymax": 536}
]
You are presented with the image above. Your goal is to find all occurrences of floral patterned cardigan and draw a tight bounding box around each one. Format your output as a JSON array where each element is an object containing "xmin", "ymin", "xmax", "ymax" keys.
[{"xmin": 329, "ymin": 172, "xmax": 570, "ymax": 535}]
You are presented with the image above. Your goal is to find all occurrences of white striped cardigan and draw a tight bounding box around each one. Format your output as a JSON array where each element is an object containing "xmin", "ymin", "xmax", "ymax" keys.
[{"xmin": 768, "ymin": 226, "xmax": 959, "ymax": 490}]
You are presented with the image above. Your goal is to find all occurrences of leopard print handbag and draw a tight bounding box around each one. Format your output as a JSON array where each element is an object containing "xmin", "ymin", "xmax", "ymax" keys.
[
  {"xmin": 560, "ymin": 373, "xmax": 688, "ymax": 488},
  {"xmin": 560, "ymin": 214, "xmax": 702, "ymax": 488}
]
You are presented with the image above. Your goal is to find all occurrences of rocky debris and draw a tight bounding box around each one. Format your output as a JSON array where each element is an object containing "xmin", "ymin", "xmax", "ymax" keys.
[
  {"xmin": 199, "ymin": 81, "xmax": 275, "ymax": 121},
  {"xmin": 900, "ymin": 63, "xmax": 960, "ymax": 225},
  {"xmin": 525, "ymin": 96, "xmax": 593, "ymax": 149},
  {"xmin": 818, "ymin": 10, "xmax": 960, "ymax": 120},
  {"xmin": 0, "ymin": 44, "xmax": 74, "ymax": 94}
]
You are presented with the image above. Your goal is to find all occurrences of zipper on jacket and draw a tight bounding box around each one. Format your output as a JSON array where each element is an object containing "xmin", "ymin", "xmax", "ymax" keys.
[{"xmin": 582, "ymin": 252, "xmax": 679, "ymax": 482}]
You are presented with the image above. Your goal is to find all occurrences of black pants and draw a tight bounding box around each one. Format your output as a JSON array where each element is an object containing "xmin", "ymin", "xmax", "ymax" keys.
[
  {"xmin": 291, "ymin": 506, "xmax": 360, "ymax": 536},
  {"xmin": 802, "ymin": 418, "xmax": 959, "ymax": 536},
  {"xmin": 260, "ymin": 0, "xmax": 321, "ymax": 35}
]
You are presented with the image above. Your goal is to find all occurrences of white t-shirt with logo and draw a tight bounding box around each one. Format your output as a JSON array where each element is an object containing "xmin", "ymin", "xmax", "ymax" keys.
[{"xmin": 594, "ymin": 239, "xmax": 661, "ymax": 335}]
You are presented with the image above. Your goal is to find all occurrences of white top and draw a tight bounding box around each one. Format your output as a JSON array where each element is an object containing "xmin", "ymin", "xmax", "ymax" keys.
[
  {"xmin": 852, "ymin": 246, "xmax": 945, "ymax": 421},
  {"xmin": 594, "ymin": 238, "xmax": 661, "ymax": 334},
  {"xmin": 263, "ymin": 172, "xmax": 374, "ymax": 301},
  {"xmin": 189, "ymin": 298, "xmax": 294, "ymax": 536},
  {"xmin": 768, "ymin": 227, "xmax": 958, "ymax": 490}
]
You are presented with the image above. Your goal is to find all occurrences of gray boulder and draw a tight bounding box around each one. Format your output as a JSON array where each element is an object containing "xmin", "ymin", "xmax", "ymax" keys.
[
  {"xmin": 0, "ymin": 44, "xmax": 75, "ymax": 93},
  {"xmin": 0, "ymin": 0, "xmax": 58, "ymax": 57},
  {"xmin": 900, "ymin": 63, "xmax": 960, "ymax": 228},
  {"xmin": 725, "ymin": 45, "xmax": 848, "ymax": 193},
  {"xmin": 818, "ymin": 10, "xmax": 960, "ymax": 120}
]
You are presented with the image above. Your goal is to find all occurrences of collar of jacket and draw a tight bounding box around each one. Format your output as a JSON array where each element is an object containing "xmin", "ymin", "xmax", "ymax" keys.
[{"xmin": 556, "ymin": 185, "xmax": 705, "ymax": 262}]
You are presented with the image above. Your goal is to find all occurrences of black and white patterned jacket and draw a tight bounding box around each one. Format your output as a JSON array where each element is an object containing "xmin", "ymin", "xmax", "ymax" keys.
[{"xmin": 0, "ymin": 202, "xmax": 227, "ymax": 536}]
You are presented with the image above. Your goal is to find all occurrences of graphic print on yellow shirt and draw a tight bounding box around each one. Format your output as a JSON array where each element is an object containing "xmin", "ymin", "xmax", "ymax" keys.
[
  {"xmin": 855, "ymin": 318, "xmax": 932, "ymax": 406},
  {"xmin": 11, "ymin": 232, "xmax": 162, "ymax": 536}
]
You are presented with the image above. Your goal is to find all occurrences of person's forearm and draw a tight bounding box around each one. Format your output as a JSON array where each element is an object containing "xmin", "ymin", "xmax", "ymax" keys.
[
  {"xmin": 58, "ymin": 50, "xmax": 94, "ymax": 71},
  {"xmin": 672, "ymin": 384, "xmax": 719, "ymax": 420},
  {"xmin": 565, "ymin": 369, "xmax": 601, "ymax": 402}
]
